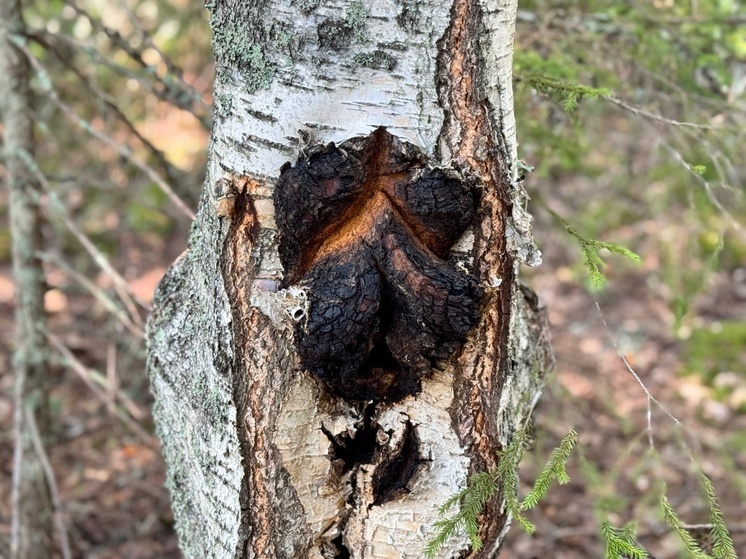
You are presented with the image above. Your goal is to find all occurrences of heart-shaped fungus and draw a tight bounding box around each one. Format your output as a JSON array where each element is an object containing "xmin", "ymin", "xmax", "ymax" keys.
[{"xmin": 274, "ymin": 127, "xmax": 482, "ymax": 401}]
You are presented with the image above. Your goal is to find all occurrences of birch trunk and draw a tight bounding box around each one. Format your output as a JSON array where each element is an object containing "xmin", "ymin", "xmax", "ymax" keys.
[
  {"xmin": 1, "ymin": 0, "xmax": 54, "ymax": 556},
  {"xmin": 147, "ymin": 1, "xmax": 549, "ymax": 557}
]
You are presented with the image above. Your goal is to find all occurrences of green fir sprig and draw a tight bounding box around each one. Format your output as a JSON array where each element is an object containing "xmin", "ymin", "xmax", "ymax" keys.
[
  {"xmin": 423, "ymin": 472, "xmax": 497, "ymax": 557},
  {"xmin": 601, "ymin": 520, "xmax": 649, "ymax": 559},
  {"xmin": 522, "ymin": 75, "xmax": 610, "ymax": 112},
  {"xmin": 701, "ymin": 474, "xmax": 737, "ymax": 559},
  {"xmin": 521, "ymin": 429, "xmax": 578, "ymax": 510},
  {"xmin": 548, "ymin": 209, "xmax": 641, "ymax": 289},
  {"xmin": 424, "ymin": 428, "xmax": 578, "ymax": 557},
  {"xmin": 661, "ymin": 487, "xmax": 710, "ymax": 559}
]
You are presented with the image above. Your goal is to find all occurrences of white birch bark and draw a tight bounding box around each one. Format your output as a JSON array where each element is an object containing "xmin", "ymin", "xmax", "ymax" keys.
[{"xmin": 147, "ymin": 1, "xmax": 548, "ymax": 557}]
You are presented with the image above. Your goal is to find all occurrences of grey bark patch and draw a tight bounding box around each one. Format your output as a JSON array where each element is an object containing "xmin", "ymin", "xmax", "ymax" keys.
[
  {"xmin": 291, "ymin": 0, "xmax": 321, "ymax": 14},
  {"xmin": 395, "ymin": 2, "xmax": 423, "ymax": 34}
]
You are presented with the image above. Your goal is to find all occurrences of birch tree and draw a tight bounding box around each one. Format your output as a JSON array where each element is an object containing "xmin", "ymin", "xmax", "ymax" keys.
[
  {"xmin": 147, "ymin": 1, "xmax": 550, "ymax": 557},
  {"xmin": 1, "ymin": 0, "xmax": 56, "ymax": 557}
]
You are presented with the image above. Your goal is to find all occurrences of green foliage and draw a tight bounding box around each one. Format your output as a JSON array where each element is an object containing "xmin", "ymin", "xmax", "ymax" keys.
[
  {"xmin": 425, "ymin": 429, "xmax": 579, "ymax": 557},
  {"xmin": 423, "ymin": 472, "xmax": 497, "ymax": 557},
  {"xmin": 661, "ymin": 488, "xmax": 710, "ymax": 559},
  {"xmin": 690, "ymin": 164, "xmax": 708, "ymax": 176},
  {"xmin": 701, "ymin": 474, "xmax": 737, "ymax": 559},
  {"xmin": 522, "ymin": 75, "xmax": 611, "ymax": 112},
  {"xmin": 521, "ymin": 429, "xmax": 578, "ymax": 510},
  {"xmin": 496, "ymin": 432, "xmax": 536, "ymax": 534},
  {"xmin": 682, "ymin": 322, "xmax": 746, "ymax": 384},
  {"xmin": 515, "ymin": 0, "xmax": 745, "ymax": 341},
  {"xmin": 600, "ymin": 520, "xmax": 649, "ymax": 559},
  {"xmin": 548, "ymin": 209, "xmax": 641, "ymax": 289}
]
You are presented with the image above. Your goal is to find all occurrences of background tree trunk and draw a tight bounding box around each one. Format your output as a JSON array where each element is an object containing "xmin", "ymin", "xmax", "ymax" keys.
[
  {"xmin": 0, "ymin": 0, "xmax": 54, "ymax": 557},
  {"xmin": 147, "ymin": 1, "xmax": 549, "ymax": 557}
]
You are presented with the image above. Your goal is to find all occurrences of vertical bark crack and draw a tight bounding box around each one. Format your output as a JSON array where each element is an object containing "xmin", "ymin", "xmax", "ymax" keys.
[{"xmin": 371, "ymin": 419, "xmax": 420, "ymax": 506}]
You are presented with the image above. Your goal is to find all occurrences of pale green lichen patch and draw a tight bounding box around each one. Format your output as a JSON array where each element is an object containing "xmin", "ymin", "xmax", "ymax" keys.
[
  {"xmin": 346, "ymin": 1, "xmax": 370, "ymax": 42},
  {"xmin": 214, "ymin": 92, "xmax": 233, "ymax": 121},
  {"xmin": 211, "ymin": 20, "xmax": 276, "ymax": 92},
  {"xmin": 242, "ymin": 43, "xmax": 276, "ymax": 92},
  {"xmin": 318, "ymin": 2, "xmax": 370, "ymax": 51},
  {"xmin": 353, "ymin": 49, "xmax": 398, "ymax": 71}
]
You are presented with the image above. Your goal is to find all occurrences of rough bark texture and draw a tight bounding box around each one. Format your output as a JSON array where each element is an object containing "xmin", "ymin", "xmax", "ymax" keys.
[
  {"xmin": 147, "ymin": 1, "xmax": 548, "ymax": 558},
  {"xmin": 0, "ymin": 0, "xmax": 54, "ymax": 556}
]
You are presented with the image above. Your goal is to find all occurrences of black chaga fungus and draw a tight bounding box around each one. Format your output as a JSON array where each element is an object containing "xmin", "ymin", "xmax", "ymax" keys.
[{"xmin": 274, "ymin": 127, "xmax": 482, "ymax": 401}]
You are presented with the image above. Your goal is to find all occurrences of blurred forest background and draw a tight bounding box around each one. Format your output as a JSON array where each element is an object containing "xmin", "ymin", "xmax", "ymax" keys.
[{"xmin": 0, "ymin": 0, "xmax": 744, "ymax": 557}]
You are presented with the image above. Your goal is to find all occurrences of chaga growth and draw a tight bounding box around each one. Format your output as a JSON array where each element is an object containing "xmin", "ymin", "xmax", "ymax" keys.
[{"xmin": 274, "ymin": 127, "xmax": 482, "ymax": 401}]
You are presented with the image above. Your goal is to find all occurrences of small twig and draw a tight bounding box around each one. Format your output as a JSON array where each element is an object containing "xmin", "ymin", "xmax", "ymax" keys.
[
  {"xmin": 593, "ymin": 300, "xmax": 682, "ymax": 451},
  {"xmin": 662, "ymin": 142, "xmax": 741, "ymax": 231},
  {"xmin": 25, "ymin": 404, "xmax": 73, "ymax": 559},
  {"xmin": 643, "ymin": 14, "xmax": 746, "ymax": 26},
  {"xmin": 106, "ymin": 343, "xmax": 118, "ymax": 419},
  {"xmin": 116, "ymin": 0, "xmax": 208, "ymax": 111},
  {"xmin": 605, "ymin": 96, "xmax": 725, "ymax": 130},
  {"xmin": 14, "ymin": 38, "xmax": 196, "ymax": 220},
  {"xmin": 46, "ymin": 331, "xmax": 151, "ymax": 440},
  {"xmin": 11, "ymin": 365, "xmax": 25, "ymax": 557},
  {"xmin": 17, "ymin": 153, "xmax": 148, "ymax": 324},
  {"xmin": 31, "ymin": 31, "xmax": 189, "ymax": 184},
  {"xmin": 38, "ymin": 252, "xmax": 145, "ymax": 338},
  {"xmin": 62, "ymin": 0, "xmax": 211, "ymax": 125}
]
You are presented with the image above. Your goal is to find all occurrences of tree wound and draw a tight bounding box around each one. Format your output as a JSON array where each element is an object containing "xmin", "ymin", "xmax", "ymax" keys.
[{"xmin": 274, "ymin": 127, "xmax": 482, "ymax": 401}]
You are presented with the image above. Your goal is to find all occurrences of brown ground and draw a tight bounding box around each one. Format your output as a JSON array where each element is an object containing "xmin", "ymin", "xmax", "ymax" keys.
[{"xmin": 0, "ymin": 205, "xmax": 744, "ymax": 559}]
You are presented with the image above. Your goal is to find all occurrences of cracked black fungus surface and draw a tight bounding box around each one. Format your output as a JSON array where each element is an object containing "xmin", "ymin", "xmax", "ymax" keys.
[{"xmin": 274, "ymin": 127, "xmax": 482, "ymax": 401}]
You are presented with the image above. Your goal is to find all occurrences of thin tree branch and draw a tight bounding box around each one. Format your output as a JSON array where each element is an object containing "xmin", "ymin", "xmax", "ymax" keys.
[
  {"xmin": 15, "ymin": 38, "xmax": 196, "ymax": 220},
  {"xmin": 38, "ymin": 251, "xmax": 145, "ymax": 338},
  {"xmin": 25, "ymin": 405, "xmax": 73, "ymax": 559},
  {"xmin": 63, "ymin": 0, "xmax": 211, "ymax": 125},
  {"xmin": 17, "ymin": 151, "xmax": 148, "ymax": 324},
  {"xmin": 29, "ymin": 31, "xmax": 191, "ymax": 185},
  {"xmin": 46, "ymin": 331, "xmax": 151, "ymax": 440},
  {"xmin": 605, "ymin": 96, "xmax": 727, "ymax": 130},
  {"xmin": 10, "ymin": 364, "xmax": 25, "ymax": 558}
]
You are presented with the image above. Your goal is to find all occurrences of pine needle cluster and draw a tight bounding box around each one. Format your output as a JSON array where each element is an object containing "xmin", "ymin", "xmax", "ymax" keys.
[
  {"xmin": 521, "ymin": 75, "xmax": 610, "ymax": 112},
  {"xmin": 548, "ymin": 208, "xmax": 641, "ymax": 289},
  {"xmin": 424, "ymin": 429, "xmax": 578, "ymax": 557},
  {"xmin": 601, "ymin": 521, "xmax": 649, "ymax": 559},
  {"xmin": 603, "ymin": 474, "xmax": 738, "ymax": 559}
]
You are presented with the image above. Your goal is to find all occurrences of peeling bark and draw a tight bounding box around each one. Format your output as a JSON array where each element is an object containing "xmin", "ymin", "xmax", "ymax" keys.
[{"xmin": 147, "ymin": 1, "xmax": 549, "ymax": 558}]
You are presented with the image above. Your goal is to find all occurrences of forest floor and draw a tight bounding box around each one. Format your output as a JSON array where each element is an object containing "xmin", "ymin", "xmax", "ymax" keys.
[{"xmin": 1, "ymin": 207, "xmax": 745, "ymax": 559}]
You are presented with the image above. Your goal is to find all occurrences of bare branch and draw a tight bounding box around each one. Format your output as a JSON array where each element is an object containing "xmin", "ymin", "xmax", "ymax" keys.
[
  {"xmin": 15, "ymin": 38, "xmax": 197, "ymax": 220},
  {"xmin": 46, "ymin": 331, "xmax": 151, "ymax": 439},
  {"xmin": 28, "ymin": 31, "xmax": 192, "ymax": 185},
  {"xmin": 605, "ymin": 96, "xmax": 728, "ymax": 130},
  {"xmin": 17, "ymin": 152, "xmax": 148, "ymax": 325},
  {"xmin": 25, "ymin": 405, "xmax": 73, "ymax": 559},
  {"xmin": 39, "ymin": 252, "xmax": 145, "ymax": 338},
  {"xmin": 62, "ymin": 0, "xmax": 211, "ymax": 126}
]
